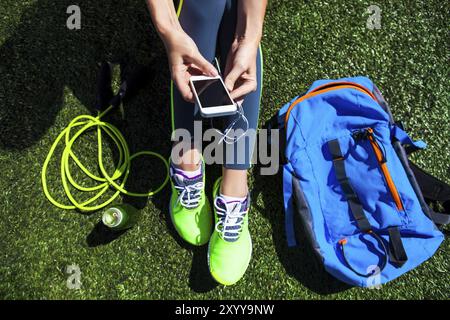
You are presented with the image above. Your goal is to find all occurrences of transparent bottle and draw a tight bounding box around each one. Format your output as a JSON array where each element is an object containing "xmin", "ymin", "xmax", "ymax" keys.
[{"xmin": 102, "ymin": 204, "xmax": 140, "ymax": 231}]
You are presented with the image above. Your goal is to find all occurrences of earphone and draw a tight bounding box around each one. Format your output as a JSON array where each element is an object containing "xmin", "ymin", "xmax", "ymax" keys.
[{"xmin": 211, "ymin": 58, "xmax": 249, "ymax": 145}]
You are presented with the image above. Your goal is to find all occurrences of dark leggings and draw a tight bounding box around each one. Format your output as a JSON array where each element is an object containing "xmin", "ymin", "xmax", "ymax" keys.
[{"xmin": 170, "ymin": 0, "xmax": 263, "ymax": 170}]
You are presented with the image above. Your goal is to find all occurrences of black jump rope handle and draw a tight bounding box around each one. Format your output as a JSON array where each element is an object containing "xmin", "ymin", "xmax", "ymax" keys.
[{"xmin": 95, "ymin": 61, "xmax": 151, "ymax": 112}]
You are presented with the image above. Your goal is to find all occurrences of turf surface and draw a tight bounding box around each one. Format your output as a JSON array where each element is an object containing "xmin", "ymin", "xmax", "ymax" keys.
[{"xmin": 0, "ymin": 0, "xmax": 448, "ymax": 299}]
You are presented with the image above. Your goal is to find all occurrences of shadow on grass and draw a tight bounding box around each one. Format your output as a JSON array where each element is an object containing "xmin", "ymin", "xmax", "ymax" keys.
[
  {"xmin": 86, "ymin": 221, "xmax": 128, "ymax": 247},
  {"xmin": 251, "ymin": 163, "xmax": 351, "ymax": 296},
  {"xmin": 0, "ymin": 0, "xmax": 217, "ymax": 293}
]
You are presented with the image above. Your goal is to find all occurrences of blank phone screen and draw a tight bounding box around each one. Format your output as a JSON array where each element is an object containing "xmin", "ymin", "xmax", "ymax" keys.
[{"xmin": 192, "ymin": 78, "xmax": 234, "ymax": 108}]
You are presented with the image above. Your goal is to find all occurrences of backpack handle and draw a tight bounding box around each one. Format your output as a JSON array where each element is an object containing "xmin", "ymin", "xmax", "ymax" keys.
[{"xmin": 339, "ymin": 231, "xmax": 389, "ymax": 278}]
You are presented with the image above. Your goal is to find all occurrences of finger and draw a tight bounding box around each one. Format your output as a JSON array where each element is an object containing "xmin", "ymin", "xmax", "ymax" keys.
[
  {"xmin": 190, "ymin": 51, "xmax": 218, "ymax": 77},
  {"xmin": 187, "ymin": 65, "xmax": 205, "ymax": 76},
  {"xmin": 224, "ymin": 63, "xmax": 245, "ymax": 92},
  {"xmin": 229, "ymin": 80, "xmax": 257, "ymax": 101},
  {"xmin": 223, "ymin": 53, "xmax": 234, "ymax": 79},
  {"xmin": 173, "ymin": 73, "xmax": 194, "ymax": 103}
]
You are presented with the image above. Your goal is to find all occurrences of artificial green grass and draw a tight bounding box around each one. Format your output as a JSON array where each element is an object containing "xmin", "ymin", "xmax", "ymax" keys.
[{"xmin": 0, "ymin": 0, "xmax": 448, "ymax": 299}]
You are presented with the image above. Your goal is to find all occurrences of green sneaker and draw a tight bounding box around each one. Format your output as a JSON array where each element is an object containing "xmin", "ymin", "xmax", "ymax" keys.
[
  {"xmin": 169, "ymin": 162, "xmax": 212, "ymax": 246},
  {"xmin": 208, "ymin": 178, "xmax": 252, "ymax": 285}
]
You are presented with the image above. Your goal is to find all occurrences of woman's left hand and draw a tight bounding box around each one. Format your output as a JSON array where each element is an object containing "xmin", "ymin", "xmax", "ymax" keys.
[{"xmin": 223, "ymin": 39, "xmax": 259, "ymax": 102}]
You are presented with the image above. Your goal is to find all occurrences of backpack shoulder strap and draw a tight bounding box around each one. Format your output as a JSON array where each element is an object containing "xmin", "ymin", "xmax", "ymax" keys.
[
  {"xmin": 265, "ymin": 111, "xmax": 288, "ymax": 165},
  {"xmin": 409, "ymin": 161, "xmax": 450, "ymax": 225}
]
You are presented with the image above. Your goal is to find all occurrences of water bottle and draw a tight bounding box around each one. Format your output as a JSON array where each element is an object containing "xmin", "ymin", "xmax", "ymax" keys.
[{"xmin": 102, "ymin": 204, "xmax": 140, "ymax": 231}]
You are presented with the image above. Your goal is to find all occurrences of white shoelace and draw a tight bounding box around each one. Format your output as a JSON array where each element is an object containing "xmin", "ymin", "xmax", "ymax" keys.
[
  {"xmin": 214, "ymin": 196, "xmax": 247, "ymax": 241},
  {"xmin": 175, "ymin": 182, "xmax": 204, "ymax": 209}
]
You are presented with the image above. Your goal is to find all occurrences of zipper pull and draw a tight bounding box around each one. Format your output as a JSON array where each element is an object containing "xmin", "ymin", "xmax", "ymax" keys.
[
  {"xmin": 367, "ymin": 128, "xmax": 387, "ymax": 163},
  {"xmin": 352, "ymin": 129, "xmax": 369, "ymax": 141}
]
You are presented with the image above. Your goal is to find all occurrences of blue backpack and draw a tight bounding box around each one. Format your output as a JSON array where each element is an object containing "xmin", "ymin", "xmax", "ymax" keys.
[{"xmin": 270, "ymin": 76, "xmax": 449, "ymax": 287}]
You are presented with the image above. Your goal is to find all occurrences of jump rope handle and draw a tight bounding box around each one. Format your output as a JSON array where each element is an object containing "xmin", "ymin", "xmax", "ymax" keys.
[
  {"xmin": 95, "ymin": 62, "xmax": 114, "ymax": 112},
  {"xmin": 95, "ymin": 61, "xmax": 152, "ymax": 112}
]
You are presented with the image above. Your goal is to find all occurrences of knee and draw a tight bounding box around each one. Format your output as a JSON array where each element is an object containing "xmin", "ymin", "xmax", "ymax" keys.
[
  {"xmin": 171, "ymin": 141, "xmax": 202, "ymax": 171},
  {"xmin": 180, "ymin": 0, "xmax": 226, "ymax": 26}
]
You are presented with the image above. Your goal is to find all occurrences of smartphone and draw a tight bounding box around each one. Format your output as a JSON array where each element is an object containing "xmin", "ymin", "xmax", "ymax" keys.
[{"xmin": 189, "ymin": 75, "xmax": 237, "ymax": 117}]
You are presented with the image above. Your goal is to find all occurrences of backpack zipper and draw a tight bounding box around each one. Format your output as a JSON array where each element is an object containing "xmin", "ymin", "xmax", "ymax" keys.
[
  {"xmin": 364, "ymin": 128, "xmax": 404, "ymax": 211},
  {"xmin": 284, "ymin": 82, "xmax": 404, "ymax": 210},
  {"xmin": 284, "ymin": 82, "xmax": 377, "ymax": 126}
]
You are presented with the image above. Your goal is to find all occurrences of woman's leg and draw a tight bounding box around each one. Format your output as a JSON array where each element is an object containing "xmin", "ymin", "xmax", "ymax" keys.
[
  {"xmin": 207, "ymin": 0, "xmax": 263, "ymax": 286},
  {"xmin": 218, "ymin": 0, "xmax": 263, "ymax": 195},
  {"xmin": 169, "ymin": 0, "xmax": 227, "ymax": 246},
  {"xmin": 171, "ymin": 0, "xmax": 226, "ymax": 141}
]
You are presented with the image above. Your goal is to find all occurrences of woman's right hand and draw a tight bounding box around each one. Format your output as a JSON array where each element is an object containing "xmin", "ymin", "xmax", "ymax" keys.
[{"xmin": 163, "ymin": 31, "xmax": 218, "ymax": 102}]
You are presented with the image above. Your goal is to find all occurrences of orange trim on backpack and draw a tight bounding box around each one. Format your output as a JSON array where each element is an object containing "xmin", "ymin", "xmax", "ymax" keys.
[
  {"xmin": 284, "ymin": 82, "xmax": 376, "ymax": 127},
  {"xmin": 367, "ymin": 128, "xmax": 404, "ymax": 211},
  {"xmin": 310, "ymin": 81, "xmax": 376, "ymax": 98}
]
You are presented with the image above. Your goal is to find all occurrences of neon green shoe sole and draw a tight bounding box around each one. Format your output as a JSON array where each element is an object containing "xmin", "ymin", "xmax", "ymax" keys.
[{"xmin": 207, "ymin": 178, "xmax": 252, "ymax": 285}]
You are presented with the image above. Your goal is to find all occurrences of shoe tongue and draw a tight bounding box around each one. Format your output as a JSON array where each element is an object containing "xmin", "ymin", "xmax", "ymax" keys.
[
  {"xmin": 170, "ymin": 167, "xmax": 202, "ymax": 187},
  {"xmin": 217, "ymin": 197, "xmax": 249, "ymax": 243},
  {"xmin": 217, "ymin": 197, "xmax": 248, "ymax": 215},
  {"xmin": 226, "ymin": 201, "xmax": 243, "ymax": 214}
]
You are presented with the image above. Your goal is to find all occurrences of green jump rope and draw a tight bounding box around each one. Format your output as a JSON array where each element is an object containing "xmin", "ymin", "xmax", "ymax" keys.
[{"xmin": 41, "ymin": 62, "xmax": 169, "ymax": 212}]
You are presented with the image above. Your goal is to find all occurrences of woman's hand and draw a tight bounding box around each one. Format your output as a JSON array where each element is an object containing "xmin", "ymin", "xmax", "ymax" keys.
[
  {"xmin": 146, "ymin": 0, "xmax": 266, "ymax": 103},
  {"xmin": 163, "ymin": 31, "xmax": 218, "ymax": 102},
  {"xmin": 223, "ymin": 38, "xmax": 259, "ymax": 102}
]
